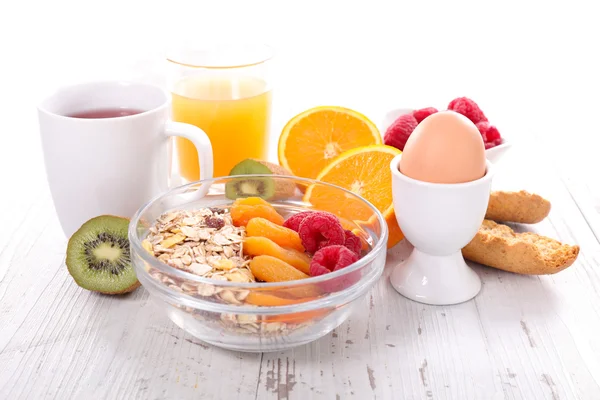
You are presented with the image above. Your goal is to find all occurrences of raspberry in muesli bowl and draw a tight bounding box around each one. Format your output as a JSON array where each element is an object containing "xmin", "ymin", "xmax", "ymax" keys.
[{"xmin": 129, "ymin": 175, "xmax": 388, "ymax": 352}]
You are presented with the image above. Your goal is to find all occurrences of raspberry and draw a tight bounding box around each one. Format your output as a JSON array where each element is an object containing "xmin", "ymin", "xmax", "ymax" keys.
[
  {"xmin": 448, "ymin": 97, "xmax": 488, "ymax": 124},
  {"xmin": 343, "ymin": 230, "xmax": 361, "ymax": 256},
  {"xmin": 384, "ymin": 114, "xmax": 418, "ymax": 151},
  {"xmin": 412, "ymin": 107, "xmax": 438, "ymax": 123},
  {"xmin": 309, "ymin": 245, "xmax": 359, "ymax": 276},
  {"xmin": 475, "ymin": 121, "xmax": 502, "ymax": 148},
  {"xmin": 283, "ymin": 211, "xmax": 314, "ymax": 232},
  {"xmin": 298, "ymin": 213, "xmax": 345, "ymax": 254}
]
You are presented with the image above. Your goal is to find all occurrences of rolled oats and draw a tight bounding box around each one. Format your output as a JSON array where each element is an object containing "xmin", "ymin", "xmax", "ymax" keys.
[
  {"xmin": 197, "ymin": 283, "xmax": 216, "ymax": 297},
  {"xmin": 235, "ymin": 289, "xmax": 250, "ymax": 301},
  {"xmin": 188, "ymin": 263, "xmax": 212, "ymax": 276},
  {"xmin": 225, "ymin": 271, "xmax": 251, "ymax": 283},
  {"xmin": 143, "ymin": 207, "xmax": 252, "ymax": 283},
  {"xmin": 219, "ymin": 290, "xmax": 242, "ymax": 305},
  {"xmin": 180, "ymin": 282, "xmax": 198, "ymax": 293},
  {"xmin": 143, "ymin": 206, "xmax": 319, "ymax": 341}
]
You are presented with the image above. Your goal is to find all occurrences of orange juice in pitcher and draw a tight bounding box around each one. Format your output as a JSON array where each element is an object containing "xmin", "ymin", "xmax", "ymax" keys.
[{"xmin": 168, "ymin": 45, "xmax": 274, "ymax": 179}]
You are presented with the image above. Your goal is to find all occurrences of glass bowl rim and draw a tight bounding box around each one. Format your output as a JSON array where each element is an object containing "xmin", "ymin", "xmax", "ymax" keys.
[{"xmin": 129, "ymin": 174, "xmax": 389, "ymax": 289}]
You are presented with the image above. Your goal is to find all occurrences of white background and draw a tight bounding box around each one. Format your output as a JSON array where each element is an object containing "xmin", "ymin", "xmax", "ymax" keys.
[{"xmin": 1, "ymin": 0, "xmax": 598, "ymax": 183}]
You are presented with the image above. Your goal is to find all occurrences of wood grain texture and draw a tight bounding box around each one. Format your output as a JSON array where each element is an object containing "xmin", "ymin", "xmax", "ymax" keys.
[{"xmin": 1, "ymin": 157, "xmax": 599, "ymax": 399}]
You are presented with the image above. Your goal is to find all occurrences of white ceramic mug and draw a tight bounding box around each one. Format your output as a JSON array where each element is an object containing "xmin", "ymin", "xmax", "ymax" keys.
[{"xmin": 38, "ymin": 81, "xmax": 213, "ymax": 238}]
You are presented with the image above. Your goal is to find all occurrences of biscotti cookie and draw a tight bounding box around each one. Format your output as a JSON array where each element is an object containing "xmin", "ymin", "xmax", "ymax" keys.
[
  {"xmin": 485, "ymin": 190, "xmax": 551, "ymax": 224},
  {"xmin": 462, "ymin": 220, "xmax": 579, "ymax": 275}
]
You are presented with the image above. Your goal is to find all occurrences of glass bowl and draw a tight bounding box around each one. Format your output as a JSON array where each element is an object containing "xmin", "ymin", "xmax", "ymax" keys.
[{"xmin": 129, "ymin": 175, "xmax": 388, "ymax": 352}]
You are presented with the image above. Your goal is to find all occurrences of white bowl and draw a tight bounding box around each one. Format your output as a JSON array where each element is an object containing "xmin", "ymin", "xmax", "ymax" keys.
[{"xmin": 380, "ymin": 108, "xmax": 513, "ymax": 165}]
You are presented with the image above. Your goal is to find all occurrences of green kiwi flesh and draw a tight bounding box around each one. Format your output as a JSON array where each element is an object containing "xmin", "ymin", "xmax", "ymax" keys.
[
  {"xmin": 66, "ymin": 215, "xmax": 140, "ymax": 294},
  {"xmin": 225, "ymin": 159, "xmax": 276, "ymax": 200}
]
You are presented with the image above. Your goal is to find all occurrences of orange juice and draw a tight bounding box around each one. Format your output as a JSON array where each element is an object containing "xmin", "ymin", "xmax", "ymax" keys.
[{"xmin": 171, "ymin": 76, "xmax": 272, "ymax": 179}]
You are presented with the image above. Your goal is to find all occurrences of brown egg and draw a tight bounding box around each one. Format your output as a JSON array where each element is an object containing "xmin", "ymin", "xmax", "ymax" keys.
[{"xmin": 399, "ymin": 111, "xmax": 486, "ymax": 183}]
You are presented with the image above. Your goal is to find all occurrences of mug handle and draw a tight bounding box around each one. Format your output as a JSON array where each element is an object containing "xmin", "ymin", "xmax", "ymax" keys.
[{"xmin": 164, "ymin": 121, "xmax": 214, "ymax": 183}]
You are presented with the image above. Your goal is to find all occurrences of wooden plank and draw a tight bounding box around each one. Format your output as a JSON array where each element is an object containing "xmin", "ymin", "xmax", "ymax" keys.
[
  {"xmin": 256, "ymin": 248, "xmax": 507, "ymax": 400},
  {"xmin": 0, "ymin": 190, "xmax": 262, "ymax": 400},
  {"xmin": 256, "ymin": 137, "xmax": 600, "ymax": 400},
  {"xmin": 559, "ymin": 174, "xmax": 600, "ymax": 244},
  {"xmin": 1, "ymin": 110, "xmax": 599, "ymax": 399}
]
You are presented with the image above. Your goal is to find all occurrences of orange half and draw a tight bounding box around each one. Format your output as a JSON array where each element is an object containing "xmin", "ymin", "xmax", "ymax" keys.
[
  {"xmin": 278, "ymin": 106, "xmax": 381, "ymax": 179},
  {"xmin": 303, "ymin": 145, "xmax": 404, "ymax": 249}
]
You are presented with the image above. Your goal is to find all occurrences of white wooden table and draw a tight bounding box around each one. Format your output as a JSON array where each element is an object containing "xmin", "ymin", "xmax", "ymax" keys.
[{"xmin": 1, "ymin": 1, "xmax": 599, "ymax": 398}]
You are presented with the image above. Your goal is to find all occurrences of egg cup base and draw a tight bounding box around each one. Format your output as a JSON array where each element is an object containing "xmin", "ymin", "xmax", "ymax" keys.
[{"xmin": 390, "ymin": 249, "xmax": 481, "ymax": 306}]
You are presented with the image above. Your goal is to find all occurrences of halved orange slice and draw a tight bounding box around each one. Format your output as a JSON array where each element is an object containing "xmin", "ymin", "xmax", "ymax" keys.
[
  {"xmin": 278, "ymin": 106, "xmax": 381, "ymax": 179},
  {"xmin": 303, "ymin": 145, "xmax": 404, "ymax": 249}
]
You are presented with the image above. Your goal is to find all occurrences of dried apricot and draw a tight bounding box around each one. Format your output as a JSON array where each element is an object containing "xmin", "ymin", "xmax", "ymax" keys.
[
  {"xmin": 264, "ymin": 309, "xmax": 331, "ymax": 324},
  {"xmin": 233, "ymin": 197, "xmax": 272, "ymax": 207},
  {"xmin": 230, "ymin": 198, "xmax": 284, "ymax": 227},
  {"xmin": 246, "ymin": 218, "xmax": 305, "ymax": 252},
  {"xmin": 249, "ymin": 255, "xmax": 309, "ymax": 282},
  {"xmin": 244, "ymin": 237, "xmax": 311, "ymax": 274},
  {"xmin": 245, "ymin": 292, "xmax": 318, "ymax": 306},
  {"xmin": 244, "ymin": 292, "xmax": 330, "ymax": 324}
]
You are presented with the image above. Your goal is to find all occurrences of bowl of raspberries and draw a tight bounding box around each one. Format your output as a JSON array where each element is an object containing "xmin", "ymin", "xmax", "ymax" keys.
[{"xmin": 381, "ymin": 97, "xmax": 511, "ymax": 164}]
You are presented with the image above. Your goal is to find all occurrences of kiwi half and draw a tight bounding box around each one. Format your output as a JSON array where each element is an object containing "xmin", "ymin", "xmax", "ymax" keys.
[
  {"xmin": 225, "ymin": 159, "xmax": 276, "ymax": 200},
  {"xmin": 249, "ymin": 159, "xmax": 297, "ymax": 199},
  {"xmin": 66, "ymin": 215, "xmax": 140, "ymax": 294}
]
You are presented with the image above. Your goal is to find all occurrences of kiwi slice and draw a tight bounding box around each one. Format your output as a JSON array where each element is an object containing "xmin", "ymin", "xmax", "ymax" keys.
[
  {"xmin": 66, "ymin": 215, "xmax": 140, "ymax": 294},
  {"xmin": 225, "ymin": 159, "xmax": 276, "ymax": 200}
]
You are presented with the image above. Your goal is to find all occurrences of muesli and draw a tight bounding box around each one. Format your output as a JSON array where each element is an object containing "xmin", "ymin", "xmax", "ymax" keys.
[
  {"xmin": 142, "ymin": 206, "xmax": 304, "ymax": 336},
  {"xmin": 141, "ymin": 199, "xmax": 363, "ymax": 337}
]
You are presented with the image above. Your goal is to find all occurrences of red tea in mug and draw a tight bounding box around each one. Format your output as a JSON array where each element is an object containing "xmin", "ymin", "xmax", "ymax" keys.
[{"xmin": 68, "ymin": 108, "xmax": 144, "ymax": 119}]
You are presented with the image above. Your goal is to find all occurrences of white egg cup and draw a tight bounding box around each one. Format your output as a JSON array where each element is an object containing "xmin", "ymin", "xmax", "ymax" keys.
[{"xmin": 389, "ymin": 154, "xmax": 494, "ymax": 305}]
